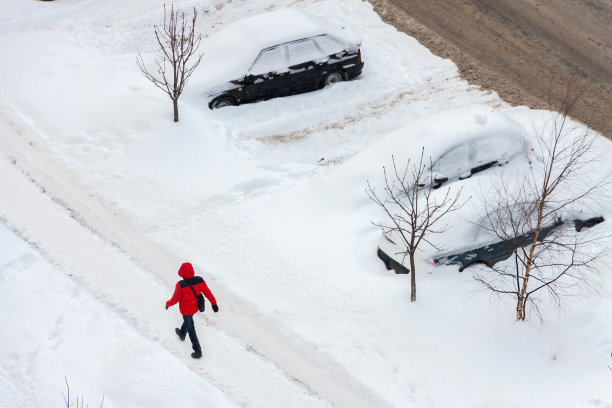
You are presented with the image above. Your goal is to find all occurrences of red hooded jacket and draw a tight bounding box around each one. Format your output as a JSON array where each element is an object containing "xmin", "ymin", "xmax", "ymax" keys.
[{"xmin": 166, "ymin": 263, "xmax": 217, "ymax": 316}]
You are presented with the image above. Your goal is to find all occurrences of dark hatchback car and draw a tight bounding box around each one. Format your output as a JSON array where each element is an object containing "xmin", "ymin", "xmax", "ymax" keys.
[{"xmin": 203, "ymin": 9, "xmax": 364, "ymax": 109}]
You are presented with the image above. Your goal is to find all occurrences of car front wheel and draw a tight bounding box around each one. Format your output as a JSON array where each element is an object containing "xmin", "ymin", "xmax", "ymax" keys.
[
  {"xmin": 322, "ymin": 71, "xmax": 344, "ymax": 87},
  {"xmin": 210, "ymin": 96, "xmax": 238, "ymax": 109}
]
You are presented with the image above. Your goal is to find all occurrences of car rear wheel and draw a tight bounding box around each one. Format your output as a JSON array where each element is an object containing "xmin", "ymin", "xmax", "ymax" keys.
[
  {"xmin": 322, "ymin": 71, "xmax": 344, "ymax": 87},
  {"xmin": 210, "ymin": 96, "xmax": 238, "ymax": 109}
]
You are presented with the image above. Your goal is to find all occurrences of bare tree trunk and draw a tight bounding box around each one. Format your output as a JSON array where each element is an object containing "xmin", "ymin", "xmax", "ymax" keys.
[
  {"xmin": 409, "ymin": 251, "xmax": 417, "ymax": 302},
  {"xmin": 516, "ymin": 202, "xmax": 545, "ymax": 320},
  {"xmin": 173, "ymin": 98, "xmax": 179, "ymax": 122},
  {"xmin": 516, "ymin": 295, "xmax": 528, "ymax": 321},
  {"xmin": 516, "ymin": 298, "xmax": 523, "ymax": 321}
]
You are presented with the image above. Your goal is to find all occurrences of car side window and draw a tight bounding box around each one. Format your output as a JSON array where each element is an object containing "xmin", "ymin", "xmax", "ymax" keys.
[
  {"xmin": 287, "ymin": 39, "xmax": 325, "ymax": 67},
  {"xmin": 312, "ymin": 35, "xmax": 345, "ymax": 55},
  {"xmin": 250, "ymin": 45, "xmax": 288, "ymax": 75}
]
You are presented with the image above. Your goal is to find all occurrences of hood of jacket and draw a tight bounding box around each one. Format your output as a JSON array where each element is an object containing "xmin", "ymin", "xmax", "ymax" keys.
[{"xmin": 178, "ymin": 262, "xmax": 195, "ymax": 279}]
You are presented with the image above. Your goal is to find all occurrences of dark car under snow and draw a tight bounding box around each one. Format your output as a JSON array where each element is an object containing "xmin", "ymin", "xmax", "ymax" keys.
[
  {"xmin": 199, "ymin": 9, "xmax": 364, "ymax": 109},
  {"xmin": 377, "ymin": 216, "xmax": 605, "ymax": 274}
]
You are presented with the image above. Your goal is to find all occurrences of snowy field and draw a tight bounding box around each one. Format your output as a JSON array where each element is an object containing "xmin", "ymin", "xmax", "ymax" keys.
[{"xmin": 1, "ymin": 0, "xmax": 612, "ymax": 407}]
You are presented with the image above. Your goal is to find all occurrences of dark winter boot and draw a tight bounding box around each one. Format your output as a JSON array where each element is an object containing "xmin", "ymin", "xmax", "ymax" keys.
[
  {"xmin": 191, "ymin": 350, "xmax": 202, "ymax": 359},
  {"xmin": 175, "ymin": 328, "xmax": 185, "ymax": 341}
]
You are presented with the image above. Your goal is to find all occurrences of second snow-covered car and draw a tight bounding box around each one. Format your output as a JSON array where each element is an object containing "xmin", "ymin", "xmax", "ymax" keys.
[
  {"xmin": 429, "ymin": 132, "xmax": 528, "ymax": 188},
  {"xmin": 201, "ymin": 9, "xmax": 364, "ymax": 109}
]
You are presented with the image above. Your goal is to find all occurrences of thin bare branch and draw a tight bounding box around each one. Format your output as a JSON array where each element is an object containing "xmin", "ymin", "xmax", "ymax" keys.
[
  {"xmin": 368, "ymin": 148, "xmax": 468, "ymax": 302},
  {"xmin": 472, "ymin": 81, "xmax": 609, "ymax": 321},
  {"xmin": 137, "ymin": 4, "xmax": 203, "ymax": 122}
]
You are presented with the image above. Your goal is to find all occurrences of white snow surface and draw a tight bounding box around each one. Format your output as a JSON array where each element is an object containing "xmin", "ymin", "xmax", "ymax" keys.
[{"xmin": 1, "ymin": 0, "xmax": 612, "ymax": 407}]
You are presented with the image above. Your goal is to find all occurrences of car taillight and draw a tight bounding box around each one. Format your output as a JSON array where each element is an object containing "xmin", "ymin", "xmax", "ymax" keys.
[{"xmin": 358, "ymin": 50, "xmax": 362, "ymax": 63}]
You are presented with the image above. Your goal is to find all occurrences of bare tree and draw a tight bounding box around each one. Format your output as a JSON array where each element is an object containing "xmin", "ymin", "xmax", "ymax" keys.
[
  {"xmin": 473, "ymin": 84, "xmax": 609, "ymax": 321},
  {"xmin": 367, "ymin": 148, "xmax": 466, "ymax": 302},
  {"xmin": 137, "ymin": 4, "xmax": 203, "ymax": 122},
  {"xmin": 62, "ymin": 377, "xmax": 104, "ymax": 408}
]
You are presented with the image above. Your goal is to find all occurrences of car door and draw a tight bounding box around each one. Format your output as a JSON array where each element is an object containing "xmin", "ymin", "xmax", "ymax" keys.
[
  {"xmin": 243, "ymin": 44, "xmax": 290, "ymax": 102},
  {"xmin": 286, "ymin": 38, "xmax": 327, "ymax": 93}
]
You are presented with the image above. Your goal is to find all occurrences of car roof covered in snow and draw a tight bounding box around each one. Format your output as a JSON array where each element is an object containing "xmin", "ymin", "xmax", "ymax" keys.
[
  {"xmin": 220, "ymin": 9, "xmax": 329, "ymax": 50},
  {"xmin": 194, "ymin": 8, "xmax": 360, "ymax": 88}
]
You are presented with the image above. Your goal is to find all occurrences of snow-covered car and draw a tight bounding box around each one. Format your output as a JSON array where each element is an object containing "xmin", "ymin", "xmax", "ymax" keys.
[
  {"xmin": 201, "ymin": 9, "xmax": 364, "ymax": 109},
  {"xmin": 377, "ymin": 215, "xmax": 604, "ymax": 274},
  {"xmin": 433, "ymin": 215, "xmax": 605, "ymax": 271},
  {"xmin": 430, "ymin": 132, "xmax": 526, "ymax": 188}
]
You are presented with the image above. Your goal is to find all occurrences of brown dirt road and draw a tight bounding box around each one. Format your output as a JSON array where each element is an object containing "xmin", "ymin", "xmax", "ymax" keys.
[{"xmin": 369, "ymin": 0, "xmax": 612, "ymax": 139}]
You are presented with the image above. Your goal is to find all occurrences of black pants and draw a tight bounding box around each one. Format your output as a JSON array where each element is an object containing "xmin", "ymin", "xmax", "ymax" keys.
[{"xmin": 179, "ymin": 315, "xmax": 201, "ymax": 352}]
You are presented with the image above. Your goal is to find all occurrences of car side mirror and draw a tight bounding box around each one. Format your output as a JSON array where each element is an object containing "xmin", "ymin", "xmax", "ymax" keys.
[{"xmin": 243, "ymin": 73, "xmax": 256, "ymax": 83}]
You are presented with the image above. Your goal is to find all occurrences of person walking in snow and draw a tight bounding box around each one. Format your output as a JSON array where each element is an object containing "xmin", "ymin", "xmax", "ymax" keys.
[{"xmin": 166, "ymin": 262, "xmax": 219, "ymax": 359}]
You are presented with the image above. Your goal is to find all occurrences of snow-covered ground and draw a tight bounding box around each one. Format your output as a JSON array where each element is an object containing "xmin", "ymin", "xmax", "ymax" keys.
[{"xmin": 1, "ymin": 0, "xmax": 611, "ymax": 407}]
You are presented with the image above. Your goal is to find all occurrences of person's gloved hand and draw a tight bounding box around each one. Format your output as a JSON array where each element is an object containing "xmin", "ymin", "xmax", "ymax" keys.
[
  {"xmin": 212, "ymin": 304, "xmax": 219, "ymax": 313},
  {"xmin": 165, "ymin": 304, "xmax": 169, "ymax": 310}
]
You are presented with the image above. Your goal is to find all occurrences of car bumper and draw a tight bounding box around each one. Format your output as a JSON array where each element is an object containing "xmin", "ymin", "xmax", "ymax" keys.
[{"xmin": 344, "ymin": 61, "xmax": 364, "ymax": 79}]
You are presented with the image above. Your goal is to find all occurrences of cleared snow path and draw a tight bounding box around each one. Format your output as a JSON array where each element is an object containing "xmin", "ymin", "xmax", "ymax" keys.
[{"xmin": 0, "ymin": 107, "xmax": 391, "ymax": 407}]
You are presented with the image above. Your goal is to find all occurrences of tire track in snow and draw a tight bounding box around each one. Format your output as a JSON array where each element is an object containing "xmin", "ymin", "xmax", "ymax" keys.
[
  {"xmin": 0, "ymin": 108, "xmax": 392, "ymax": 407},
  {"xmin": 256, "ymin": 73, "xmax": 506, "ymax": 146}
]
